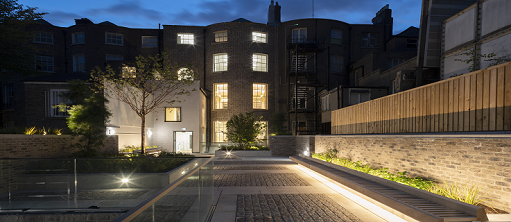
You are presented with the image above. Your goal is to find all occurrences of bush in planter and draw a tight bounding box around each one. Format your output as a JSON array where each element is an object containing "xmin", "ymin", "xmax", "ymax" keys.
[{"xmin": 225, "ymin": 112, "xmax": 266, "ymax": 149}]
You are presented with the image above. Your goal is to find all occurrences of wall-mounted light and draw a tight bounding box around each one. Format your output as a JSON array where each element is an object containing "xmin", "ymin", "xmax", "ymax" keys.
[
  {"xmin": 121, "ymin": 178, "xmax": 129, "ymax": 183},
  {"xmin": 107, "ymin": 128, "xmax": 115, "ymax": 135},
  {"xmin": 147, "ymin": 130, "xmax": 152, "ymax": 137},
  {"xmin": 181, "ymin": 128, "xmax": 187, "ymax": 131}
]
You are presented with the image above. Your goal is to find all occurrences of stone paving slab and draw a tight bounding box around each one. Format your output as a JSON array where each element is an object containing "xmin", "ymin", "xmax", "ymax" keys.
[
  {"xmin": 235, "ymin": 194, "xmax": 363, "ymax": 222},
  {"xmin": 214, "ymin": 161, "xmax": 296, "ymax": 165},
  {"xmin": 214, "ymin": 173, "xmax": 311, "ymax": 187},
  {"xmin": 214, "ymin": 166, "xmax": 289, "ymax": 170}
]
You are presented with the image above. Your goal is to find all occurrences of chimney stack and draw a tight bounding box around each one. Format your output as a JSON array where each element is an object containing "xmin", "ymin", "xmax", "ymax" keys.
[{"xmin": 267, "ymin": 1, "xmax": 281, "ymax": 27}]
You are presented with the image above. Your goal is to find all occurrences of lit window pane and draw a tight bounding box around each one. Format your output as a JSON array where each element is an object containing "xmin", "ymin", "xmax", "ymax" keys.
[
  {"xmin": 253, "ymin": 84, "xmax": 267, "ymax": 109},
  {"xmin": 253, "ymin": 54, "xmax": 268, "ymax": 72},
  {"xmin": 214, "ymin": 121, "xmax": 227, "ymax": 142},
  {"xmin": 214, "ymin": 83, "xmax": 228, "ymax": 109},
  {"xmin": 165, "ymin": 107, "xmax": 181, "ymax": 122},
  {"xmin": 178, "ymin": 33, "xmax": 194, "ymax": 44},
  {"xmin": 215, "ymin": 31, "xmax": 228, "ymax": 42},
  {"xmin": 214, "ymin": 54, "xmax": 228, "ymax": 72},
  {"xmin": 252, "ymin": 32, "xmax": 267, "ymax": 43}
]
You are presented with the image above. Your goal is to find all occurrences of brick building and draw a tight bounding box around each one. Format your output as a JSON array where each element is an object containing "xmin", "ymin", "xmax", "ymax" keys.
[{"xmin": 1, "ymin": 1, "xmax": 421, "ymax": 152}]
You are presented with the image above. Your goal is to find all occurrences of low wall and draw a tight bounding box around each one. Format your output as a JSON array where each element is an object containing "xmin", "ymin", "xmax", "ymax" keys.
[
  {"xmin": 271, "ymin": 133, "xmax": 511, "ymax": 212},
  {"xmin": 0, "ymin": 134, "xmax": 118, "ymax": 158},
  {"xmin": 269, "ymin": 136, "xmax": 315, "ymax": 157}
]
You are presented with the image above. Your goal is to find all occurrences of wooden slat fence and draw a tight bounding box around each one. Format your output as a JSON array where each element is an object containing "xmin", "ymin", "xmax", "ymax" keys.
[{"xmin": 332, "ymin": 62, "xmax": 511, "ymax": 134}]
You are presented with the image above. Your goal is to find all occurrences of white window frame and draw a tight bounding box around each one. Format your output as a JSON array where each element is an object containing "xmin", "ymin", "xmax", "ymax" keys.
[
  {"xmin": 73, "ymin": 54, "xmax": 85, "ymax": 72},
  {"xmin": 46, "ymin": 89, "xmax": 69, "ymax": 117},
  {"xmin": 34, "ymin": 32, "xmax": 53, "ymax": 44},
  {"xmin": 142, "ymin": 36, "xmax": 157, "ymax": 47},
  {"xmin": 35, "ymin": 55, "xmax": 54, "ymax": 72},
  {"xmin": 213, "ymin": 53, "xmax": 228, "ymax": 72},
  {"xmin": 331, "ymin": 29, "xmax": 342, "ymax": 45},
  {"xmin": 214, "ymin": 83, "xmax": 228, "ymax": 109},
  {"xmin": 214, "ymin": 121, "xmax": 227, "ymax": 142},
  {"xmin": 252, "ymin": 32, "xmax": 267, "ymax": 43},
  {"xmin": 362, "ymin": 32, "xmax": 377, "ymax": 47},
  {"xmin": 72, "ymin": 32, "xmax": 85, "ymax": 44},
  {"xmin": 106, "ymin": 54, "xmax": 123, "ymax": 61},
  {"xmin": 292, "ymin": 28, "xmax": 307, "ymax": 43},
  {"xmin": 105, "ymin": 32, "xmax": 123, "ymax": 45},
  {"xmin": 214, "ymin": 31, "xmax": 228, "ymax": 43},
  {"xmin": 330, "ymin": 55, "xmax": 343, "ymax": 73},
  {"xmin": 177, "ymin": 33, "xmax": 194, "ymax": 45},
  {"xmin": 165, "ymin": 107, "xmax": 181, "ymax": 122},
  {"xmin": 253, "ymin": 83, "xmax": 267, "ymax": 109},
  {"xmin": 252, "ymin": 53, "xmax": 268, "ymax": 72}
]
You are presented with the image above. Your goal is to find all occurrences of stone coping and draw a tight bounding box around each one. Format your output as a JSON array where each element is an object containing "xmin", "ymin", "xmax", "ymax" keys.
[
  {"xmin": 215, "ymin": 150, "xmax": 272, "ymax": 157},
  {"xmin": 290, "ymin": 155, "xmax": 487, "ymax": 222},
  {"xmin": 271, "ymin": 131, "xmax": 511, "ymax": 138}
]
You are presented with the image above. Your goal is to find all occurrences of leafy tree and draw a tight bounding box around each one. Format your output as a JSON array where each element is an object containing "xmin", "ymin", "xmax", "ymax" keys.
[
  {"xmin": 225, "ymin": 112, "xmax": 266, "ymax": 149},
  {"xmin": 58, "ymin": 80, "xmax": 111, "ymax": 156},
  {"xmin": 269, "ymin": 111, "xmax": 288, "ymax": 135},
  {"xmin": 0, "ymin": 0, "xmax": 46, "ymax": 79},
  {"xmin": 91, "ymin": 53, "xmax": 195, "ymax": 154}
]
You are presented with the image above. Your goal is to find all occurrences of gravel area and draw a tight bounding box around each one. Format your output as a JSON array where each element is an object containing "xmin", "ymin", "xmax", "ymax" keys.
[
  {"xmin": 236, "ymin": 194, "xmax": 363, "ymax": 222},
  {"xmin": 214, "ymin": 161, "xmax": 296, "ymax": 165},
  {"xmin": 214, "ymin": 173, "xmax": 310, "ymax": 187},
  {"xmin": 214, "ymin": 166, "xmax": 289, "ymax": 170}
]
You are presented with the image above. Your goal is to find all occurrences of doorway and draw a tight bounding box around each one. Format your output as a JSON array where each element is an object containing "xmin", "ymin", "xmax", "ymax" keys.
[{"xmin": 174, "ymin": 131, "xmax": 193, "ymax": 153}]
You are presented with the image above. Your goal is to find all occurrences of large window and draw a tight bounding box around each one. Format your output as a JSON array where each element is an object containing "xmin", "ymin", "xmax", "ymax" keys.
[
  {"xmin": 165, "ymin": 107, "xmax": 181, "ymax": 122},
  {"xmin": 349, "ymin": 89, "xmax": 371, "ymax": 105},
  {"xmin": 253, "ymin": 83, "xmax": 267, "ymax": 109},
  {"xmin": 253, "ymin": 54, "xmax": 268, "ymax": 72},
  {"xmin": 215, "ymin": 31, "xmax": 227, "ymax": 42},
  {"xmin": 73, "ymin": 54, "xmax": 85, "ymax": 72},
  {"xmin": 252, "ymin": 32, "xmax": 267, "ymax": 43},
  {"xmin": 177, "ymin": 33, "xmax": 194, "ymax": 44},
  {"xmin": 292, "ymin": 28, "xmax": 307, "ymax": 43},
  {"xmin": 46, "ymin": 89, "xmax": 69, "ymax": 117},
  {"xmin": 35, "ymin": 55, "xmax": 54, "ymax": 72},
  {"xmin": 362, "ymin": 32, "xmax": 377, "ymax": 47},
  {"xmin": 214, "ymin": 83, "xmax": 228, "ymax": 109},
  {"xmin": 34, "ymin": 32, "xmax": 53, "ymax": 44},
  {"xmin": 330, "ymin": 55, "xmax": 343, "ymax": 73},
  {"xmin": 106, "ymin": 54, "xmax": 123, "ymax": 61},
  {"xmin": 72, "ymin": 32, "xmax": 85, "ymax": 44},
  {"xmin": 388, "ymin": 58, "xmax": 405, "ymax": 69},
  {"xmin": 142, "ymin": 36, "xmax": 158, "ymax": 47},
  {"xmin": 291, "ymin": 55, "xmax": 307, "ymax": 72},
  {"xmin": 214, "ymin": 121, "xmax": 227, "ymax": 142},
  {"xmin": 331, "ymin": 29, "xmax": 342, "ymax": 45},
  {"xmin": 3, "ymin": 84, "xmax": 14, "ymax": 110},
  {"xmin": 106, "ymin": 32, "xmax": 123, "ymax": 45},
  {"xmin": 213, "ymin": 53, "xmax": 228, "ymax": 72}
]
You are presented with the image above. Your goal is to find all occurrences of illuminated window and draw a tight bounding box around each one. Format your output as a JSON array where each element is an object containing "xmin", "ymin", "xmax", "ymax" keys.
[
  {"xmin": 72, "ymin": 32, "xmax": 85, "ymax": 44},
  {"xmin": 34, "ymin": 32, "xmax": 53, "ymax": 44},
  {"xmin": 73, "ymin": 54, "xmax": 85, "ymax": 72},
  {"xmin": 330, "ymin": 55, "xmax": 343, "ymax": 73},
  {"xmin": 142, "ymin": 36, "xmax": 157, "ymax": 47},
  {"xmin": 291, "ymin": 55, "xmax": 307, "ymax": 72},
  {"xmin": 331, "ymin": 29, "xmax": 342, "ymax": 45},
  {"xmin": 46, "ymin": 89, "xmax": 69, "ymax": 117},
  {"xmin": 106, "ymin": 32, "xmax": 123, "ymax": 45},
  {"xmin": 214, "ymin": 121, "xmax": 227, "ymax": 142},
  {"xmin": 252, "ymin": 32, "xmax": 267, "ymax": 43},
  {"xmin": 215, "ymin": 31, "xmax": 227, "ymax": 42},
  {"xmin": 253, "ymin": 54, "xmax": 268, "ymax": 72},
  {"xmin": 253, "ymin": 83, "xmax": 267, "ymax": 109},
  {"xmin": 178, "ymin": 68, "xmax": 194, "ymax": 80},
  {"xmin": 362, "ymin": 32, "xmax": 377, "ymax": 47},
  {"xmin": 35, "ymin": 55, "xmax": 54, "ymax": 72},
  {"xmin": 165, "ymin": 107, "xmax": 181, "ymax": 122},
  {"xmin": 214, "ymin": 83, "xmax": 228, "ymax": 109},
  {"xmin": 388, "ymin": 58, "xmax": 405, "ymax": 69},
  {"xmin": 214, "ymin": 53, "xmax": 228, "ymax": 72},
  {"xmin": 106, "ymin": 54, "xmax": 123, "ymax": 61},
  {"xmin": 122, "ymin": 67, "xmax": 136, "ymax": 78},
  {"xmin": 177, "ymin": 33, "xmax": 194, "ymax": 44},
  {"xmin": 292, "ymin": 28, "xmax": 307, "ymax": 43}
]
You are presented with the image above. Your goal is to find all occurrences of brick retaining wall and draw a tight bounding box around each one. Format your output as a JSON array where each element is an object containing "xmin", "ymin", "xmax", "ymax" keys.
[{"xmin": 271, "ymin": 134, "xmax": 511, "ymax": 212}]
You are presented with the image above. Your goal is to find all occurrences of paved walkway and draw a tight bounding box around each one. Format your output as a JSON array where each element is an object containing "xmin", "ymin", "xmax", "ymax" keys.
[{"xmin": 209, "ymin": 157, "xmax": 400, "ymax": 222}]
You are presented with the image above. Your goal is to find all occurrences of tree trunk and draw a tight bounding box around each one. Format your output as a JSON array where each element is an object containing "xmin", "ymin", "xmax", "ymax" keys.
[{"xmin": 141, "ymin": 114, "xmax": 146, "ymax": 154}]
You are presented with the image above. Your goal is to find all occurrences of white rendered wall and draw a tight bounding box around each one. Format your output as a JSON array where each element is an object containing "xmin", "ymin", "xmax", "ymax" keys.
[
  {"xmin": 443, "ymin": 52, "xmax": 471, "ymax": 79},
  {"xmin": 444, "ymin": 7, "xmax": 476, "ymax": 51},
  {"xmin": 481, "ymin": 0, "xmax": 511, "ymax": 36},
  {"xmin": 481, "ymin": 32, "xmax": 511, "ymax": 69}
]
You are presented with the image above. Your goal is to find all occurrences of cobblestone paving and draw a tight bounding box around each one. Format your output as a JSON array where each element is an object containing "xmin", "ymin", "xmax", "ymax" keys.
[
  {"xmin": 214, "ymin": 173, "xmax": 310, "ymax": 187},
  {"xmin": 214, "ymin": 166, "xmax": 289, "ymax": 170},
  {"xmin": 214, "ymin": 161, "xmax": 297, "ymax": 165},
  {"xmin": 236, "ymin": 194, "xmax": 363, "ymax": 222},
  {"xmin": 130, "ymin": 195, "xmax": 197, "ymax": 222}
]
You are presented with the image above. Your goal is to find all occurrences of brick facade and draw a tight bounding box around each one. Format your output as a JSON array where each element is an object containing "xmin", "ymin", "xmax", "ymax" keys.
[{"xmin": 271, "ymin": 134, "xmax": 511, "ymax": 212}]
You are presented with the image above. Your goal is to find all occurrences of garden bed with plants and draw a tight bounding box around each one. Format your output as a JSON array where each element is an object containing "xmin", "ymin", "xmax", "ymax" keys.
[{"xmin": 312, "ymin": 149, "xmax": 507, "ymax": 214}]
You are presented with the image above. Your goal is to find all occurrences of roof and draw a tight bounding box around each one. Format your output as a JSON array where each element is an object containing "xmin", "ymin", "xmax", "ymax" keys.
[
  {"xmin": 98, "ymin": 21, "xmax": 117, "ymax": 26},
  {"xmin": 35, "ymin": 19, "xmax": 52, "ymax": 26},
  {"xmin": 231, "ymin": 18, "xmax": 252, "ymax": 23},
  {"xmin": 395, "ymin": 26, "xmax": 419, "ymax": 37}
]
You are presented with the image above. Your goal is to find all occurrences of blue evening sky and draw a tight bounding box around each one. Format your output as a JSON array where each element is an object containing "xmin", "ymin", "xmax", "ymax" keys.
[{"xmin": 18, "ymin": 0, "xmax": 420, "ymax": 35}]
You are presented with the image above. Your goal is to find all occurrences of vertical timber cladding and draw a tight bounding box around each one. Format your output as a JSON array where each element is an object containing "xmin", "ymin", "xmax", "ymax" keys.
[{"xmin": 330, "ymin": 61, "xmax": 511, "ymax": 134}]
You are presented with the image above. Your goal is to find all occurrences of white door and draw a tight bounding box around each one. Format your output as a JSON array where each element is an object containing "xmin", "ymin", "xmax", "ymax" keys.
[{"xmin": 174, "ymin": 131, "xmax": 193, "ymax": 153}]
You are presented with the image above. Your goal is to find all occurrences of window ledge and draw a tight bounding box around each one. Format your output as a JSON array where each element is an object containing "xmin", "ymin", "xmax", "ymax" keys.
[
  {"xmin": 105, "ymin": 43, "xmax": 123, "ymax": 46},
  {"xmin": 213, "ymin": 71, "xmax": 228, "ymax": 73},
  {"xmin": 253, "ymin": 71, "xmax": 269, "ymax": 73},
  {"xmin": 33, "ymin": 42, "xmax": 54, "ymax": 45},
  {"xmin": 252, "ymin": 42, "xmax": 268, "ymax": 44}
]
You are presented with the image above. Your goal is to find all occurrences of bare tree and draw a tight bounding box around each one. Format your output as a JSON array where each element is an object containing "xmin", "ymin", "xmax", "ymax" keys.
[{"xmin": 91, "ymin": 53, "xmax": 195, "ymax": 154}]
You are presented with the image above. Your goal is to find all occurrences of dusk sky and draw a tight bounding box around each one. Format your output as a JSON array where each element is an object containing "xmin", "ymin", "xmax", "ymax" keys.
[{"xmin": 18, "ymin": 0, "xmax": 421, "ymax": 35}]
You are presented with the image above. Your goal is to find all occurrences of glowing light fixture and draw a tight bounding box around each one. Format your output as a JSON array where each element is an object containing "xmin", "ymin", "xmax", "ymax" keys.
[
  {"xmin": 122, "ymin": 178, "xmax": 129, "ymax": 183},
  {"xmin": 147, "ymin": 130, "xmax": 152, "ymax": 137},
  {"xmin": 107, "ymin": 128, "xmax": 115, "ymax": 135}
]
